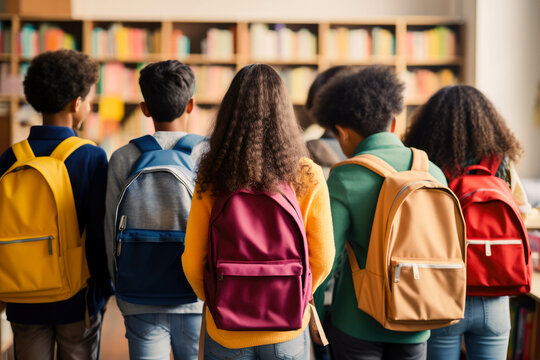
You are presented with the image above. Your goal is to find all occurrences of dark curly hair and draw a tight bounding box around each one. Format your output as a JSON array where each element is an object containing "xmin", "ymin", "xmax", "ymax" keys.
[
  {"xmin": 305, "ymin": 65, "xmax": 352, "ymax": 112},
  {"xmin": 403, "ymin": 85, "xmax": 522, "ymax": 179},
  {"xmin": 312, "ymin": 65, "xmax": 404, "ymax": 136},
  {"xmin": 196, "ymin": 64, "xmax": 310, "ymax": 197},
  {"xmin": 23, "ymin": 49, "xmax": 99, "ymax": 114},
  {"xmin": 139, "ymin": 60, "xmax": 195, "ymax": 122}
]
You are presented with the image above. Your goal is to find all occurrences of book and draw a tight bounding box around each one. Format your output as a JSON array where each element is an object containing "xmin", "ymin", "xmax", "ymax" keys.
[
  {"xmin": 18, "ymin": 23, "xmax": 78, "ymax": 57},
  {"xmin": 250, "ymin": 23, "xmax": 316, "ymax": 60},
  {"xmin": 401, "ymin": 68, "xmax": 457, "ymax": 99},
  {"xmin": 406, "ymin": 26, "xmax": 457, "ymax": 61},
  {"xmin": 91, "ymin": 23, "xmax": 159, "ymax": 60}
]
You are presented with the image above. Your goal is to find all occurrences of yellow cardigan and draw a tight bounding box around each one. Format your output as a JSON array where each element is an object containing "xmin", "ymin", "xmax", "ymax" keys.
[{"xmin": 182, "ymin": 157, "xmax": 335, "ymax": 348}]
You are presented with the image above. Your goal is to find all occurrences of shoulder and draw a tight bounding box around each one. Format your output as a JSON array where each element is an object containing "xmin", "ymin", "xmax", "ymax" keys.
[
  {"xmin": 109, "ymin": 142, "xmax": 140, "ymax": 165},
  {"xmin": 427, "ymin": 161, "xmax": 447, "ymax": 185}
]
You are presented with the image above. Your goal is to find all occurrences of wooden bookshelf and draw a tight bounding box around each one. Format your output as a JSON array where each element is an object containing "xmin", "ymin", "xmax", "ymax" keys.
[{"xmin": 0, "ymin": 15, "xmax": 466, "ymax": 151}]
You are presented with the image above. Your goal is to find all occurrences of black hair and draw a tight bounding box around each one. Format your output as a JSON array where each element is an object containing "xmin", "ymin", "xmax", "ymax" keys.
[
  {"xmin": 23, "ymin": 49, "xmax": 99, "ymax": 114},
  {"xmin": 138, "ymin": 60, "xmax": 195, "ymax": 122},
  {"xmin": 305, "ymin": 65, "xmax": 352, "ymax": 111},
  {"xmin": 312, "ymin": 65, "xmax": 404, "ymax": 137}
]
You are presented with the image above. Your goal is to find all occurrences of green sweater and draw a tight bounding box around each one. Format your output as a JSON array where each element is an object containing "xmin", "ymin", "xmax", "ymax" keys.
[{"xmin": 314, "ymin": 132, "xmax": 447, "ymax": 344}]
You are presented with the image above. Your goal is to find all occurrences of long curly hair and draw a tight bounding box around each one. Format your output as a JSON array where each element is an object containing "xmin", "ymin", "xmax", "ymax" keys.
[
  {"xmin": 196, "ymin": 64, "xmax": 310, "ymax": 197},
  {"xmin": 403, "ymin": 85, "xmax": 522, "ymax": 179}
]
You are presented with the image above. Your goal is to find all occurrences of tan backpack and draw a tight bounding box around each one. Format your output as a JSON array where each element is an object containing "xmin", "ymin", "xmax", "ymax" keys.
[{"xmin": 334, "ymin": 148, "xmax": 467, "ymax": 331}]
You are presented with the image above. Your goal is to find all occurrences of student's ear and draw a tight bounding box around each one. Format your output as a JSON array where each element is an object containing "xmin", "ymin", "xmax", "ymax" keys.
[
  {"xmin": 186, "ymin": 98, "xmax": 194, "ymax": 114},
  {"xmin": 335, "ymin": 125, "xmax": 349, "ymax": 143},
  {"xmin": 390, "ymin": 117, "xmax": 397, "ymax": 133},
  {"xmin": 69, "ymin": 97, "xmax": 82, "ymax": 113},
  {"xmin": 140, "ymin": 102, "xmax": 151, "ymax": 117}
]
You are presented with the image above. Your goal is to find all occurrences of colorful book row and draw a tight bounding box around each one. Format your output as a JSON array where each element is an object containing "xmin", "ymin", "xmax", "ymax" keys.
[
  {"xmin": 327, "ymin": 27, "xmax": 395, "ymax": 61},
  {"xmin": 250, "ymin": 24, "xmax": 317, "ymax": 61},
  {"xmin": 97, "ymin": 62, "xmax": 143, "ymax": 102},
  {"xmin": 406, "ymin": 26, "xmax": 457, "ymax": 61},
  {"xmin": 277, "ymin": 67, "xmax": 318, "ymax": 104},
  {"xmin": 402, "ymin": 68, "xmax": 457, "ymax": 99},
  {"xmin": 190, "ymin": 65, "xmax": 235, "ymax": 101},
  {"xmin": 18, "ymin": 23, "xmax": 77, "ymax": 58},
  {"xmin": 92, "ymin": 24, "xmax": 160, "ymax": 59}
]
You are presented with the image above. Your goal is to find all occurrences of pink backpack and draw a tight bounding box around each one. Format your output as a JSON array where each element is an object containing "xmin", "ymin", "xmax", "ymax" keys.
[{"xmin": 204, "ymin": 183, "xmax": 312, "ymax": 331}]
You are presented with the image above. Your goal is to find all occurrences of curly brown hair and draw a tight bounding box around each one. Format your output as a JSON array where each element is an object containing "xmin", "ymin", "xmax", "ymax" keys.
[
  {"xmin": 196, "ymin": 64, "xmax": 310, "ymax": 197},
  {"xmin": 23, "ymin": 49, "xmax": 99, "ymax": 114},
  {"xmin": 403, "ymin": 85, "xmax": 522, "ymax": 179}
]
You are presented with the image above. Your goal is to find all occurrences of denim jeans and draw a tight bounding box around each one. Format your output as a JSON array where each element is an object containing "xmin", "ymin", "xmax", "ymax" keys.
[
  {"xmin": 204, "ymin": 327, "xmax": 309, "ymax": 360},
  {"xmin": 124, "ymin": 313, "xmax": 202, "ymax": 360},
  {"xmin": 427, "ymin": 296, "xmax": 511, "ymax": 360}
]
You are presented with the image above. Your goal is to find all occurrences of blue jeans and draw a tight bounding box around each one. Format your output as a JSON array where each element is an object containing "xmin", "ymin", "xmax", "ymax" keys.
[
  {"xmin": 124, "ymin": 313, "xmax": 202, "ymax": 360},
  {"xmin": 427, "ymin": 296, "xmax": 511, "ymax": 360},
  {"xmin": 204, "ymin": 328, "xmax": 309, "ymax": 360}
]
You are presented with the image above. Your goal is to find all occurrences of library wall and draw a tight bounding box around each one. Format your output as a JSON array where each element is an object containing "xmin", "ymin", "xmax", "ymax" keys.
[
  {"xmin": 72, "ymin": 0, "xmax": 461, "ymax": 20},
  {"xmin": 475, "ymin": 0, "xmax": 540, "ymax": 178}
]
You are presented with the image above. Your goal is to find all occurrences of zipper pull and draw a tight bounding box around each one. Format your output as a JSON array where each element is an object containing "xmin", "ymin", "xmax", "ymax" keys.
[
  {"xmin": 116, "ymin": 239, "xmax": 122, "ymax": 257},
  {"xmin": 394, "ymin": 264, "xmax": 402, "ymax": 283},
  {"xmin": 412, "ymin": 263, "xmax": 420, "ymax": 280},
  {"xmin": 119, "ymin": 215, "xmax": 127, "ymax": 231},
  {"xmin": 485, "ymin": 242, "xmax": 492, "ymax": 257},
  {"xmin": 48, "ymin": 236, "xmax": 53, "ymax": 255}
]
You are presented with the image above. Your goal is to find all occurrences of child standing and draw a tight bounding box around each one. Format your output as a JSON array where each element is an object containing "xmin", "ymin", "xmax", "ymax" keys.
[
  {"xmin": 182, "ymin": 64, "xmax": 335, "ymax": 359},
  {"xmin": 403, "ymin": 85, "xmax": 525, "ymax": 360},
  {"xmin": 0, "ymin": 49, "xmax": 111, "ymax": 360},
  {"xmin": 311, "ymin": 66, "xmax": 448, "ymax": 360},
  {"xmin": 104, "ymin": 60, "xmax": 204, "ymax": 360}
]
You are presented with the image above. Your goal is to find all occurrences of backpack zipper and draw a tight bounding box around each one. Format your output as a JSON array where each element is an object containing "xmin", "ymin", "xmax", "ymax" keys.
[
  {"xmin": 394, "ymin": 262, "xmax": 463, "ymax": 283},
  {"xmin": 466, "ymin": 239, "xmax": 522, "ymax": 256},
  {"xmin": 459, "ymin": 188, "xmax": 505, "ymax": 202},
  {"xmin": 0, "ymin": 236, "xmax": 54, "ymax": 255},
  {"xmin": 116, "ymin": 215, "xmax": 127, "ymax": 258}
]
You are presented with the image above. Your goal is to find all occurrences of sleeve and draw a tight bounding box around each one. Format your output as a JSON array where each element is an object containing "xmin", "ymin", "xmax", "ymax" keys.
[
  {"xmin": 182, "ymin": 187, "xmax": 213, "ymax": 301},
  {"xmin": 0, "ymin": 148, "xmax": 16, "ymax": 177},
  {"xmin": 313, "ymin": 171, "xmax": 350, "ymax": 318},
  {"xmin": 509, "ymin": 162, "xmax": 532, "ymax": 217},
  {"xmin": 301, "ymin": 165, "xmax": 336, "ymax": 292},
  {"xmin": 85, "ymin": 147, "xmax": 113, "ymax": 299},
  {"xmin": 103, "ymin": 149, "xmax": 132, "ymax": 286}
]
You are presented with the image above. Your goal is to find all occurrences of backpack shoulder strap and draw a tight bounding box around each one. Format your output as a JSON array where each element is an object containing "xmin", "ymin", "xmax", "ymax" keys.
[
  {"xmin": 50, "ymin": 137, "xmax": 96, "ymax": 162},
  {"xmin": 410, "ymin": 148, "xmax": 429, "ymax": 172},
  {"xmin": 173, "ymin": 134, "xmax": 205, "ymax": 154},
  {"xmin": 12, "ymin": 140, "xmax": 35, "ymax": 163},
  {"xmin": 130, "ymin": 135, "xmax": 163, "ymax": 153},
  {"xmin": 332, "ymin": 154, "xmax": 396, "ymax": 178}
]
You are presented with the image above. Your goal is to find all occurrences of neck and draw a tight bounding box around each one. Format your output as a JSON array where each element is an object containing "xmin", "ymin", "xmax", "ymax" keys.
[
  {"xmin": 154, "ymin": 114, "xmax": 188, "ymax": 132},
  {"xmin": 42, "ymin": 111, "xmax": 74, "ymax": 128}
]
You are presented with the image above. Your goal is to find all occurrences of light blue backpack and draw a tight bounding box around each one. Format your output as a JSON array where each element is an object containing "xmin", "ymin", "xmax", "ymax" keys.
[{"xmin": 114, "ymin": 134, "xmax": 204, "ymax": 305}]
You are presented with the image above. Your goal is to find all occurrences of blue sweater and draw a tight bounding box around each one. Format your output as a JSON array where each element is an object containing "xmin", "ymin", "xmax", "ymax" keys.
[{"xmin": 0, "ymin": 126, "xmax": 113, "ymax": 324}]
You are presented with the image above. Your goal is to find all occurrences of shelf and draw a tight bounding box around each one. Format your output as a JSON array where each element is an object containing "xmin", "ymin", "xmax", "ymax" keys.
[
  {"xmin": 180, "ymin": 54, "xmax": 237, "ymax": 65},
  {"xmin": 329, "ymin": 57, "xmax": 396, "ymax": 66},
  {"xmin": 406, "ymin": 57, "xmax": 463, "ymax": 66},
  {"xmin": 0, "ymin": 54, "xmax": 12, "ymax": 61},
  {"xmin": 249, "ymin": 58, "xmax": 319, "ymax": 66}
]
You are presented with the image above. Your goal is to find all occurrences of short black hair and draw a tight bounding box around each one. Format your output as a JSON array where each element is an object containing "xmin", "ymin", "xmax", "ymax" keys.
[
  {"xmin": 305, "ymin": 65, "xmax": 352, "ymax": 111},
  {"xmin": 23, "ymin": 49, "xmax": 99, "ymax": 114},
  {"xmin": 139, "ymin": 60, "xmax": 195, "ymax": 123},
  {"xmin": 312, "ymin": 65, "xmax": 404, "ymax": 137}
]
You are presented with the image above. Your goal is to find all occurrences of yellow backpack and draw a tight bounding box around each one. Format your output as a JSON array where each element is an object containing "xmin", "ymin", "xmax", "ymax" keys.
[
  {"xmin": 0, "ymin": 137, "xmax": 94, "ymax": 303},
  {"xmin": 334, "ymin": 148, "xmax": 467, "ymax": 331}
]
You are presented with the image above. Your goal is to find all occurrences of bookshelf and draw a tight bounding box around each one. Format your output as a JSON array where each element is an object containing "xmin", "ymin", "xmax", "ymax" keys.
[{"xmin": 0, "ymin": 15, "xmax": 466, "ymax": 153}]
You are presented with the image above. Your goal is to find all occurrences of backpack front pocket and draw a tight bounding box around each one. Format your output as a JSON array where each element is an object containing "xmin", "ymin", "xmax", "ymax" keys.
[
  {"xmin": 0, "ymin": 235, "xmax": 64, "ymax": 296},
  {"xmin": 214, "ymin": 260, "xmax": 304, "ymax": 331},
  {"xmin": 466, "ymin": 239, "xmax": 527, "ymax": 289},
  {"xmin": 115, "ymin": 229, "xmax": 196, "ymax": 305},
  {"xmin": 389, "ymin": 258, "xmax": 465, "ymax": 323}
]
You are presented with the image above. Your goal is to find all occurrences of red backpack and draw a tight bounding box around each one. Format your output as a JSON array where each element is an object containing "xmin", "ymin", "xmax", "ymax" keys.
[
  {"xmin": 448, "ymin": 157, "xmax": 532, "ymax": 296},
  {"xmin": 203, "ymin": 183, "xmax": 312, "ymax": 331}
]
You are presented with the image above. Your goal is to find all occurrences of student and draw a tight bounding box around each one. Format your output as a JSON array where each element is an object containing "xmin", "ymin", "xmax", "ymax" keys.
[
  {"xmin": 403, "ymin": 85, "xmax": 525, "ymax": 360},
  {"xmin": 311, "ymin": 66, "xmax": 447, "ymax": 360},
  {"xmin": 182, "ymin": 64, "xmax": 335, "ymax": 360},
  {"xmin": 104, "ymin": 60, "xmax": 204, "ymax": 360},
  {"xmin": 0, "ymin": 49, "xmax": 111, "ymax": 360}
]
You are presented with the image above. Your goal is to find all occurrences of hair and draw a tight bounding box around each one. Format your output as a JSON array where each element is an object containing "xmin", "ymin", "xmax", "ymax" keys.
[
  {"xmin": 23, "ymin": 49, "xmax": 99, "ymax": 114},
  {"xmin": 138, "ymin": 60, "xmax": 195, "ymax": 123},
  {"xmin": 311, "ymin": 65, "xmax": 404, "ymax": 137},
  {"xmin": 196, "ymin": 64, "xmax": 310, "ymax": 197},
  {"xmin": 305, "ymin": 65, "xmax": 352, "ymax": 112},
  {"xmin": 403, "ymin": 85, "xmax": 522, "ymax": 179}
]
